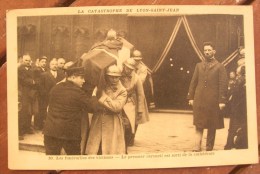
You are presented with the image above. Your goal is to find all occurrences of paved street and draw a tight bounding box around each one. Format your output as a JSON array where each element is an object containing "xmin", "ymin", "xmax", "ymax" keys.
[
  {"xmin": 128, "ymin": 113, "xmax": 229, "ymax": 154},
  {"xmin": 20, "ymin": 112, "xmax": 230, "ymax": 156}
]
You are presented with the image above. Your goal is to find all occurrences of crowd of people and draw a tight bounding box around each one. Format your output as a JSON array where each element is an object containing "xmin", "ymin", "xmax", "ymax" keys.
[
  {"xmin": 18, "ymin": 29, "xmax": 247, "ymax": 155},
  {"xmin": 18, "ymin": 29, "xmax": 151, "ymax": 155}
]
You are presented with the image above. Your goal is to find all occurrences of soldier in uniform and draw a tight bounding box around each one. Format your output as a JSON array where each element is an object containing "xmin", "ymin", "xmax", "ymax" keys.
[
  {"xmin": 86, "ymin": 65, "xmax": 127, "ymax": 155},
  {"xmin": 187, "ymin": 42, "xmax": 228, "ymax": 151},
  {"xmin": 132, "ymin": 50, "xmax": 155, "ymax": 109},
  {"xmin": 43, "ymin": 67, "xmax": 97, "ymax": 155},
  {"xmin": 120, "ymin": 58, "xmax": 149, "ymax": 147}
]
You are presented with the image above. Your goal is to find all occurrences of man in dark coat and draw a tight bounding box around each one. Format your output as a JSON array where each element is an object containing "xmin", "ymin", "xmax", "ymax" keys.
[
  {"xmin": 43, "ymin": 67, "xmax": 97, "ymax": 155},
  {"xmin": 40, "ymin": 58, "xmax": 65, "ymax": 123},
  {"xmin": 32, "ymin": 56, "xmax": 47, "ymax": 130},
  {"xmin": 225, "ymin": 65, "xmax": 247, "ymax": 149},
  {"xmin": 18, "ymin": 54, "xmax": 36, "ymax": 137},
  {"xmin": 187, "ymin": 42, "xmax": 228, "ymax": 151}
]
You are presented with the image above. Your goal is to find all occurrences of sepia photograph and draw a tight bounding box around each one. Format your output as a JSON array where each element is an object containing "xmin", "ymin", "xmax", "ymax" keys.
[{"xmin": 7, "ymin": 5, "xmax": 258, "ymax": 170}]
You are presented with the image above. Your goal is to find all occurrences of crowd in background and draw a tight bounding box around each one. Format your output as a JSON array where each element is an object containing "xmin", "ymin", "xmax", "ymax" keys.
[
  {"xmin": 17, "ymin": 29, "xmax": 248, "ymax": 155},
  {"xmin": 18, "ymin": 29, "xmax": 151, "ymax": 155}
]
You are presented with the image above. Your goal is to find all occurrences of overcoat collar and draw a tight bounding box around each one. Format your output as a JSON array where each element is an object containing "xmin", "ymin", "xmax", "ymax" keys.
[{"xmin": 203, "ymin": 58, "xmax": 218, "ymax": 70}]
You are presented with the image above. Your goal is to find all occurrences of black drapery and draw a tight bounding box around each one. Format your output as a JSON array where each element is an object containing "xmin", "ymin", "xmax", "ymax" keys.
[{"xmin": 128, "ymin": 15, "xmax": 244, "ymax": 109}]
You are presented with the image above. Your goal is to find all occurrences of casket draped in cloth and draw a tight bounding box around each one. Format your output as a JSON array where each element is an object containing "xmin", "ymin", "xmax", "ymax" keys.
[{"xmin": 80, "ymin": 49, "xmax": 117, "ymax": 89}]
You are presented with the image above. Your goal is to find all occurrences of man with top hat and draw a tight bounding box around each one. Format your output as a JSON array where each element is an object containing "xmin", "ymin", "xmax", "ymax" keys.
[
  {"xmin": 85, "ymin": 65, "xmax": 127, "ymax": 155},
  {"xmin": 120, "ymin": 58, "xmax": 149, "ymax": 147},
  {"xmin": 43, "ymin": 67, "xmax": 97, "ymax": 155}
]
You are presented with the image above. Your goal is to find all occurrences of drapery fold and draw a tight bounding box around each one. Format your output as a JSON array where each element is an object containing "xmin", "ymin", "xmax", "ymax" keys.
[
  {"xmin": 152, "ymin": 17, "xmax": 182, "ymax": 73},
  {"xmin": 152, "ymin": 15, "xmax": 239, "ymax": 73},
  {"xmin": 222, "ymin": 50, "xmax": 239, "ymax": 66}
]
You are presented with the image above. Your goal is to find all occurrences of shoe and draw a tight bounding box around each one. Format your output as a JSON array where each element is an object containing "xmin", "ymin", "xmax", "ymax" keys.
[
  {"xmin": 206, "ymin": 148, "xmax": 213, "ymax": 151},
  {"xmin": 224, "ymin": 146, "xmax": 232, "ymax": 150}
]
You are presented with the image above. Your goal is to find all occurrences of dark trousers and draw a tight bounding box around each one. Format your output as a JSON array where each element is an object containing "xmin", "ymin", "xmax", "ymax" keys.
[
  {"xmin": 206, "ymin": 129, "xmax": 216, "ymax": 151},
  {"xmin": 19, "ymin": 99, "xmax": 33, "ymax": 135},
  {"xmin": 44, "ymin": 135, "xmax": 81, "ymax": 155},
  {"xmin": 34, "ymin": 98, "xmax": 47, "ymax": 130},
  {"xmin": 125, "ymin": 124, "xmax": 138, "ymax": 147},
  {"xmin": 194, "ymin": 127, "xmax": 216, "ymax": 151},
  {"xmin": 225, "ymin": 117, "xmax": 240, "ymax": 149}
]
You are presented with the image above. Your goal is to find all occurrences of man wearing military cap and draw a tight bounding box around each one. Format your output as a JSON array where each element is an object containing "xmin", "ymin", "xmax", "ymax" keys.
[
  {"xmin": 131, "ymin": 50, "xmax": 147, "ymax": 83},
  {"xmin": 132, "ymin": 50, "xmax": 155, "ymax": 109},
  {"xmin": 43, "ymin": 66, "xmax": 97, "ymax": 155},
  {"xmin": 120, "ymin": 58, "xmax": 149, "ymax": 148},
  {"xmin": 86, "ymin": 65, "xmax": 127, "ymax": 155}
]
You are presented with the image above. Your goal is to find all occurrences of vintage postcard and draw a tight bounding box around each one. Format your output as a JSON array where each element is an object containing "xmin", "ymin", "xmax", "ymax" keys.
[{"xmin": 7, "ymin": 5, "xmax": 258, "ymax": 170}]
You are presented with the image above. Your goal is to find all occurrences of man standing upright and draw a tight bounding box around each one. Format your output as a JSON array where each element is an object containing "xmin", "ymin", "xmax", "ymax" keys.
[
  {"xmin": 32, "ymin": 56, "xmax": 47, "ymax": 130},
  {"xmin": 40, "ymin": 58, "xmax": 65, "ymax": 123},
  {"xmin": 57, "ymin": 57, "xmax": 66, "ymax": 74},
  {"xmin": 18, "ymin": 54, "xmax": 36, "ymax": 138},
  {"xmin": 187, "ymin": 42, "xmax": 228, "ymax": 151},
  {"xmin": 120, "ymin": 58, "xmax": 149, "ymax": 147}
]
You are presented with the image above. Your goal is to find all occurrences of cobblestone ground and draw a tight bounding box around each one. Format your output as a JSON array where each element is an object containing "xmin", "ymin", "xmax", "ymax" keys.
[
  {"xmin": 127, "ymin": 113, "xmax": 229, "ymax": 154},
  {"xmin": 20, "ymin": 112, "xmax": 229, "ymax": 155}
]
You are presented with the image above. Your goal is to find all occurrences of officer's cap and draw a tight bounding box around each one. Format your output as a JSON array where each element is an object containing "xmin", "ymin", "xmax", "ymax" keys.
[{"xmin": 66, "ymin": 67, "xmax": 85, "ymax": 77}]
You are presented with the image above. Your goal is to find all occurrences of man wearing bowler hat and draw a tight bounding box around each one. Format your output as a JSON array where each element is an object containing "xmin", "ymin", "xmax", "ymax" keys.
[{"xmin": 43, "ymin": 67, "xmax": 97, "ymax": 155}]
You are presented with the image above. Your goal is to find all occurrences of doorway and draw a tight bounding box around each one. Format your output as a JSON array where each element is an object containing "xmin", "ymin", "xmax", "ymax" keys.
[{"xmin": 153, "ymin": 24, "xmax": 201, "ymax": 109}]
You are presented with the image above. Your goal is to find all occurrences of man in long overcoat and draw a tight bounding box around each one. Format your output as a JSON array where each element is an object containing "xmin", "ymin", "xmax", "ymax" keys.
[
  {"xmin": 132, "ymin": 50, "xmax": 155, "ymax": 109},
  {"xmin": 43, "ymin": 67, "xmax": 96, "ymax": 155},
  {"xmin": 120, "ymin": 58, "xmax": 149, "ymax": 147},
  {"xmin": 85, "ymin": 65, "xmax": 127, "ymax": 155},
  {"xmin": 18, "ymin": 54, "xmax": 36, "ymax": 137},
  {"xmin": 187, "ymin": 42, "xmax": 228, "ymax": 151}
]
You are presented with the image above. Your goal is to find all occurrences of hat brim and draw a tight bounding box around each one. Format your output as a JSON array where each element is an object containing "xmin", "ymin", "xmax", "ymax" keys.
[
  {"xmin": 124, "ymin": 63, "xmax": 135, "ymax": 70},
  {"xmin": 67, "ymin": 73, "xmax": 85, "ymax": 77},
  {"xmin": 106, "ymin": 73, "xmax": 121, "ymax": 77}
]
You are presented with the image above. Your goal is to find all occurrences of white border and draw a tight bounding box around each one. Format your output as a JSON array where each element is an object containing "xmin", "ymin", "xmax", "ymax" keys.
[{"xmin": 7, "ymin": 5, "xmax": 258, "ymax": 170}]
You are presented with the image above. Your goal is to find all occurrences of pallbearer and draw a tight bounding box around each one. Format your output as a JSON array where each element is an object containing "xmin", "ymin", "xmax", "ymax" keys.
[
  {"xmin": 86, "ymin": 65, "xmax": 127, "ymax": 155},
  {"xmin": 43, "ymin": 67, "xmax": 97, "ymax": 155},
  {"xmin": 120, "ymin": 58, "xmax": 149, "ymax": 148}
]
